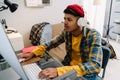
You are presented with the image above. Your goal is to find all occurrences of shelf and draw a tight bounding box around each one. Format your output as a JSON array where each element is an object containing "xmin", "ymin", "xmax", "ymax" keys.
[{"xmin": 114, "ymin": 20, "xmax": 120, "ymax": 24}]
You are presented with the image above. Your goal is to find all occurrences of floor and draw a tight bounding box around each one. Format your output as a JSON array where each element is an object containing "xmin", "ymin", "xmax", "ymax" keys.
[{"xmin": 102, "ymin": 39, "xmax": 120, "ymax": 80}]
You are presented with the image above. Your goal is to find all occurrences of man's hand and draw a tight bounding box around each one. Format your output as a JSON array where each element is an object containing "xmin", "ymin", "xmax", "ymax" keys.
[
  {"xmin": 17, "ymin": 52, "xmax": 34, "ymax": 61},
  {"xmin": 39, "ymin": 68, "xmax": 58, "ymax": 80}
]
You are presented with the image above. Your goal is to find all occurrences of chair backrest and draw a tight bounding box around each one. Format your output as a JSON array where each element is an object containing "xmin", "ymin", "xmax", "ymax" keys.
[
  {"xmin": 49, "ymin": 23, "xmax": 66, "ymax": 62},
  {"xmin": 101, "ymin": 38, "xmax": 117, "ymax": 59},
  {"xmin": 101, "ymin": 46, "xmax": 111, "ymax": 78}
]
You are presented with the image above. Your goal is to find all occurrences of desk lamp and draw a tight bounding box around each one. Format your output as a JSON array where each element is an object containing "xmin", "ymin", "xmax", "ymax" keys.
[
  {"xmin": 0, "ymin": 0, "xmax": 18, "ymax": 33},
  {"xmin": 0, "ymin": 0, "xmax": 18, "ymax": 12}
]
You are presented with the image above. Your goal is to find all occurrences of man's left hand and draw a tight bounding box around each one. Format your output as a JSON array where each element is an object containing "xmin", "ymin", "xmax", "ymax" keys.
[{"xmin": 38, "ymin": 68, "xmax": 58, "ymax": 80}]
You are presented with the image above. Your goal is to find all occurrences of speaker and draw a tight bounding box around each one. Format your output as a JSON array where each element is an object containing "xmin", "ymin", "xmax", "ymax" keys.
[{"xmin": 77, "ymin": 17, "xmax": 87, "ymax": 27}]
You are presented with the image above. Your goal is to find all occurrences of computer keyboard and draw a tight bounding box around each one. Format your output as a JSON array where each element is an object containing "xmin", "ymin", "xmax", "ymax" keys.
[{"xmin": 23, "ymin": 63, "xmax": 45, "ymax": 80}]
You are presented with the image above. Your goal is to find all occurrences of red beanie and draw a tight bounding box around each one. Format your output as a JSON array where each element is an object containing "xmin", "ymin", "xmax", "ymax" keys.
[{"xmin": 67, "ymin": 4, "xmax": 84, "ymax": 17}]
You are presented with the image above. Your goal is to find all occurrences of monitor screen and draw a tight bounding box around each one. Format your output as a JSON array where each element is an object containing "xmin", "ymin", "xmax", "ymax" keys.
[{"xmin": 0, "ymin": 23, "xmax": 28, "ymax": 80}]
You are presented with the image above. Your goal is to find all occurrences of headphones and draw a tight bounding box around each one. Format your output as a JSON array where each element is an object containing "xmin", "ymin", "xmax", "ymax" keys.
[{"xmin": 77, "ymin": 17, "xmax": 87, "ymax": 27}]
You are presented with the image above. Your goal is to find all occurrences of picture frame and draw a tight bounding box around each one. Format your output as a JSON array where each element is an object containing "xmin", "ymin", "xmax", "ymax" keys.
[{"xmin": 25, "ymin": 0, "xmax": 44, "ymax": 7}]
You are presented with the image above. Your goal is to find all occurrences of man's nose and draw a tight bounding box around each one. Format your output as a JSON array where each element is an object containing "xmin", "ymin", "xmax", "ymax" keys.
[{"xmin": 64, "ymin": 20, "xmax": 68, "ymax": 25}]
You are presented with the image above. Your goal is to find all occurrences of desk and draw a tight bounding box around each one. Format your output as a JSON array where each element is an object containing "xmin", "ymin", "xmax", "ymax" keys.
[
  {"xmin": 21, "ymin": 57, "xmax": 40, "ymax": 66},
  {"xmin": 21, "ymin": 56, "xmax": 79, "ymax": 80},
  {"xmin": 20, "ymin": 53, "xmax": 63, "ymax": 70}
]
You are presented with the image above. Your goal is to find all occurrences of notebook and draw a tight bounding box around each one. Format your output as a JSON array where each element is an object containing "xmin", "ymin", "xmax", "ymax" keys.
[{"xmin": 22, "ymin": 46, "xmax": 38, "ymax": 54}]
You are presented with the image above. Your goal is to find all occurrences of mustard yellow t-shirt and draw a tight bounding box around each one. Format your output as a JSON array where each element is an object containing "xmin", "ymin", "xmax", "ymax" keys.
[
  {"xmin": 57, "ymin": 33, "xmax": 84, "ymax": 76},
  {"xmin": 70, "ymin": 34, "xmax": 82, "ymax": 65}
]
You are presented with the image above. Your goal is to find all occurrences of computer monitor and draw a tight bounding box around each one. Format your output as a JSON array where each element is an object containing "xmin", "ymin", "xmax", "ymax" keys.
[{"xmin": 0, "ymin": 23, "xmax": 28, "ymax": 80}]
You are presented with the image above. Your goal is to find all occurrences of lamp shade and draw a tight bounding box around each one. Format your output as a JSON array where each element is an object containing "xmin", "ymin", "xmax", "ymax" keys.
[
  {"xmin": 4, "ymin": 0, "xmax": 18, "ymax": 13},
  {"xmin": 93, "ymin": 0, "xmax": 101, "ymax": 5}
]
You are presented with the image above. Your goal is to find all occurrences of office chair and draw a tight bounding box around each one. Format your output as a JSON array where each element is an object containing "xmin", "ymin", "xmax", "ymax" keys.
[
  {"xmin": 81, "ymin": 46, "xmax": 111, "ymax": 80},
  {"xmin": 97, "ymin": 46, "xmax": 110, "ymax": 80},
  {"xmin": 75, "ymin": 46, "xmax": 111, "ymax": 80}
]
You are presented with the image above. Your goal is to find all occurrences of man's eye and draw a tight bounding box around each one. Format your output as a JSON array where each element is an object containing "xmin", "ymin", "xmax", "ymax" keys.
[{"xmin": 68, "ymin": 19, "xmax": 72, "ymax": 22}]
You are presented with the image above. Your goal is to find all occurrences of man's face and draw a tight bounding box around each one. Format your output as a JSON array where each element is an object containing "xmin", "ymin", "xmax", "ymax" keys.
[{"xmin": 64, "ymin": 14, "xmax": 79, "ymax": 32}]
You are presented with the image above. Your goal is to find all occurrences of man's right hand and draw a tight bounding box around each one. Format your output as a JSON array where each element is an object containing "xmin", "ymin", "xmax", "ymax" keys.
[{"xmin": 17, "ymin": 52, "xmax": 35, "ymax": 61}]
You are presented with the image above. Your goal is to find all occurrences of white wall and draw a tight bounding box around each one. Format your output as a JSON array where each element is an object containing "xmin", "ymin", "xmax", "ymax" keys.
[
  {"xmin": 94, "ymin": 0, "xmax": 107, "ymax": 36},
  {"xmin": 0, "ymin": 0, "xmax": 81, "ymax": 47},
  {"xmin": 83, "ymin": 0, "xmax": 107, "ymax": 36}
]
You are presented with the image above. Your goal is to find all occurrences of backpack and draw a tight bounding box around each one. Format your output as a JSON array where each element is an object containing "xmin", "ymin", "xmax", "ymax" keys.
[{"xmin": 101, "ymin": 38, "xmax": 117, "ymax": 59}]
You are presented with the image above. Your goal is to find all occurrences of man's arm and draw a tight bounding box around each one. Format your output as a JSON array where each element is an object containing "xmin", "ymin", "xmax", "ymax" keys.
[
  {"xmin": 32, "ymin": 30, "xmax": 65, "ymax": 56},
  {"xmin": 78, "ymin": 30, "xmax": 102, "ymax": 75},
  {"xmin": 44, "ymin": 30, "xmax": 65, "ymax": 51}
]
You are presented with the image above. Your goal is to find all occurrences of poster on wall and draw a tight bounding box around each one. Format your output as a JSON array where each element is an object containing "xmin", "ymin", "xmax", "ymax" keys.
[{"xmin": 25, "ymin": 0, "xmax": 43, "ymax": 7}]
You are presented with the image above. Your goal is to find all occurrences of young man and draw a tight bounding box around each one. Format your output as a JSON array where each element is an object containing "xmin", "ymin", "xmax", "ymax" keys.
[{"xmin": 18, "ymin": 4, "xmax": 102, "ymax": 80}]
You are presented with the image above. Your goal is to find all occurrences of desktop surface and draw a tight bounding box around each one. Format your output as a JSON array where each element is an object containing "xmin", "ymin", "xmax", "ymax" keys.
[{"xmin": 20, "ymin": 57, "xmax": 40, "ymax": 66}]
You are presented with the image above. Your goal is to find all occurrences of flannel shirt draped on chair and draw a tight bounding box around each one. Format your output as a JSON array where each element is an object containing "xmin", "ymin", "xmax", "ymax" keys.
[{"xmin": 29, "ymin": 22, "xmax": 50, "ymax": 45}]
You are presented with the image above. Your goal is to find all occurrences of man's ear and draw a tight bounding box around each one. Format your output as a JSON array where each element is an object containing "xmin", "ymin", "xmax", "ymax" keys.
[{"xmin": 77, "ymin": 17, "xmax": 88, "ymax": 27}]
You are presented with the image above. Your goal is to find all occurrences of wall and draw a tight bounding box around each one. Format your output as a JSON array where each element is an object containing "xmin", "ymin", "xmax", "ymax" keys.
[
  {"xmin": 0, "ymin": 0, "xmax": 81, "ymax": 47},
  {"xmin": 94, "ymin": 0, "xmax": 107, "ymax": 36},
  {"xmin": 83, "ymin": 0, "xmax": 107, "ymax": 36}
]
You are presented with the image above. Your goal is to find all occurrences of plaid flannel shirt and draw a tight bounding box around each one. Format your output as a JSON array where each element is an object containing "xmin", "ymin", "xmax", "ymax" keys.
[
  {"xmin": 29, "ymin": 22, "xmax": 49, "ymax": 45},
  {"xmin": 44, "ymin": 26, "xmax": 102, "ymax": 75}
]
